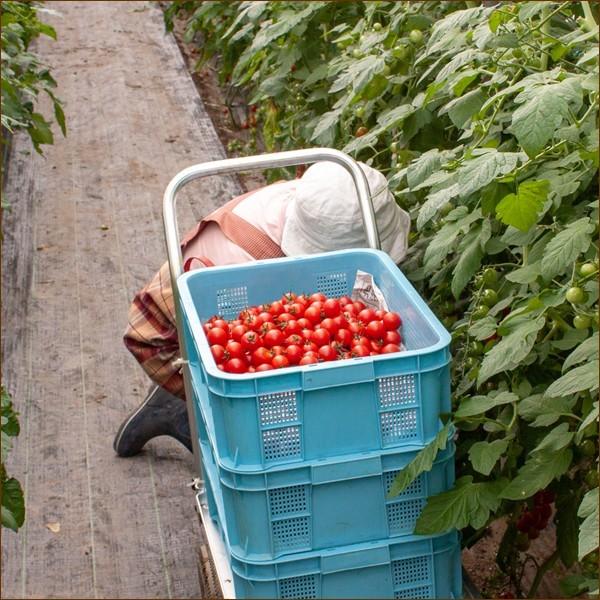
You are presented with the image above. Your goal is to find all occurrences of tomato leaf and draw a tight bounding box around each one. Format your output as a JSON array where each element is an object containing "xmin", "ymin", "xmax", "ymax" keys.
[
  {"xmin": 1, "ymin": 477, "xmax": 25, "ymax": 531},
  {"xmin": 414, "ymin": 475, "xmax": 507, "ymax": 535},
  {"xmin": 451, "ymin": 227, "xmax": 486, "ymax": 298},
  {"xmin": 545, "ymin": 360, "xmax": 600, "ymax": 398},
  {"xmin": 455, "ymin": 391, "xmax": 518, "ymax": 419},
  {"xmin": 468, "ymin": 439, "xmax": 509, "ymax": 476},
  {"xmin": 531, "ymin": 422, "xmax": 574, "ymax": 454},
  {"xmin": 578, "ymin": 488, "xmax": 599, "ymax": 560},
  {"xmin": 495, "ymin": 179, "xmax": 549, "ymax": 231},
  {"xmin": 387, "ymin": 423, "xmax": 451, "ymax": 498},
  {"xmin": 518, "ymin": 395, "xmax": 576, "ymax": 427},
  {"xmin": 477, "ymin": 316, "xmax": 546, "ymax": 385},
  {"xmin": 540, "ymin": 217, "xmax": 594, "ymax": 280},
  {"xmin": 457, "ymin": 150, "xmax": 521, "ymax": 198},
  {"xmin": 563, "ymin": 333, "xmax": 599, "ymax": 372},
  {"xmin": 501, "ymin": 449, "xmax": 572, "ymax": 500}
]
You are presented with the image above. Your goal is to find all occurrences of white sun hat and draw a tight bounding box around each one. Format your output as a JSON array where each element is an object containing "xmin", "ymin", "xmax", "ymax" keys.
[{"xmin": 280, "ymin": 161, "xmax": 411, "ymax": 263}]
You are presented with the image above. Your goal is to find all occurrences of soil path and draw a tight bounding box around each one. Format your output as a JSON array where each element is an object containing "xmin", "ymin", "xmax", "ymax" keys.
[{"xmin": 1, "ymin": 2, "xmax": 242, "ymax": 598}]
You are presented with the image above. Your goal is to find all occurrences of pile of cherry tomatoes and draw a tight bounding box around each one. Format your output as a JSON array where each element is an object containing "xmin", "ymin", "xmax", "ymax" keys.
[{"xmin": 203, "ymin": 292, "xmax": 404, "ymax": 374}]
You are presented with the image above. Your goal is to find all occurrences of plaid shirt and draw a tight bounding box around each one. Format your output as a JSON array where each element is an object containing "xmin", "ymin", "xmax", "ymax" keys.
[{"xmin": 123, "ymin": 185, "xmax": 287, "ymax": 398}]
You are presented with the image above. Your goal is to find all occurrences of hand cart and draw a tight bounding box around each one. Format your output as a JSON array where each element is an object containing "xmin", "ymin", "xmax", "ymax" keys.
[{"xmin": 163, "ymin": 148, "xmax": 381, "ymax": 599}]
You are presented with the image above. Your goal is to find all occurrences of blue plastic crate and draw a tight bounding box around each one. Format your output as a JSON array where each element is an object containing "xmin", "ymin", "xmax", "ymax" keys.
[
  {"xmin": 196, "ymin": 388, "xmax": 455, "ymax": 562},
  {"xmin": 179, "ymin": 249, "xmax": 451, "ymax": 471},
  {"xmin": 229, "ymin": 532, "xmax": 462, "ymax": 600}
]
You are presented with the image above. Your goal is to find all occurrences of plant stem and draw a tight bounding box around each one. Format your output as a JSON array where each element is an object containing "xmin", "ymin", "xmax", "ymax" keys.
[
  {"xmin": 527, "ymin": 550, "xmax": 559, "ymax": 598},
  {"xmin": 540, "ymin": 6, "xmax": 551, "ymax": 71},
  {"xmin": 582, "ymin": 1, "xmax": 598, "ymax": 29}
]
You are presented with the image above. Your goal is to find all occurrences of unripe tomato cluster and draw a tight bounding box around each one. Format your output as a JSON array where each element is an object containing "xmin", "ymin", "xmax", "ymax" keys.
[
  {"xmin": 515, "ymin": 490, "xmax": 555, "ymax": 549},
  {"xmin": 203, "ymin": 292, "xmax": 404, "ymax": 374}
]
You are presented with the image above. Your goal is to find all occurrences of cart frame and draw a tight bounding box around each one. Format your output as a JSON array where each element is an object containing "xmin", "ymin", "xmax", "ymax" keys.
[{"xmin": 162, "ymin": 148, "xmax": 381, "ymax": 598}]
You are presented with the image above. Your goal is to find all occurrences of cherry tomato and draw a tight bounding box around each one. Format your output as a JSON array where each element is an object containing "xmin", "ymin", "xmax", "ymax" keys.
[
  {"xmin": 352, "ymin": 335, "xmax": 370, "ymax": 348},
  {"xmin": 344, "ymin": 304, "xmax": 358, "ymax": 317},
  {"xmin": 272, "ymin": 355, "xmax": 290, "ymax": 369},
  {"xmin": 318, "ymin": 345, "xmax": 338, "ymax": 361},
  {"xmin": 302, "ymin": 341, "xmax": 318, "ymax": 353},
  {"xmin": 281, "ymin": 291, "xmax": 297, "ymax": 303},
  {"xmin": 348, "ymin": 320, "xmax": 365, "ymax": 335},
  {"xmin": 517, "ymin": 513, "xmax": 532, "ymax": 533},
  {"xmin": 574, "ymin": 315, "xmax": 592, "ymax": 329},
  {"xmin": 257, "ymin": 311, "xmax": 273, "ymax": 324},
  {"xmin": 382, "ymin": 311, "xmax": 402, "ymax": 330},
  {"xmin": 566, "ymin": 286, "xmax": 586, "ymax": 304},
  {"xmin": 207, "ymin": 327, "xmax": 228, "ymax": 346},
  {"xmin": 288, "ymin": 302, "xmax": 305, "ymax": 317},
  {"xmin": 358, "ymin": 308, "xmax": 377, "ymax": 323},
  {"xmin": 224, "ymin": 358, "xmax": 247, "ymax": 373},
  {"xmin": 481, "ymin": 289, "xmax": 498, "ymax": 307},
  {"xmin": 312, "ymin": 328, "xmax": 331, "ymax": 347},
  {"xmin": 269, "ymin": 301, "xmax": 284, "ymax": 316},
  {"xmin": 210, "ymin": 344, "xmax": 226, "ymax": 364},
  {"xmin": 351, "ymin": 344, "xmax": 370, "ymax": 357},
  {"xmin": 333, "ymin": 315, "xmax": 347, "ymax": 329},
  {"xmin": 323, "ymin": 298, "xmax": 341, "ymax": 318},
  {"xmin": 580, "ymin": 262, "xmax": 597, "ymax": 277},
  {"xmin": 213, "ymin": 319, "xmax": 229, "ymax": 331},
  {"xmin": 353, "ymin": 300, "xmax": 366, "ymax": 312},
  {"xmin": 309, "ymin": 292, "xmax": 326, "ymax": 303},
  {"xmin": 231, "ymin": 324, "xmax": 248, "ymax": 342},
  {"xmin": 339, "ymin": 296, "xmax": 352, "ymax": 306},
  {"xmin": 297, "ymin": 318, "xmax": 313, "ymax": 330},
  {"xmin": 280, "ymin": 319, "xmax": 302, "ymax": 335},
  {"xmin": 256, "ymin": 363, "xmax": 274, "ymax": 372},
  {"xmin": 384, "ymin": 330, "xmax": 401, "ymax": 345},
  {"xmin": 409, "ymin": 29, "xmax": 423, "ymax": 45},
  {"xmin": 286, "ymin": 344, "xmax": 304, "ymax": 365},
  {"xmin": 260, "ymin": 321, "xmax": 276, "ymax": 335},
  {"xmin": 285, "ymin": 334, "xmax": 303, "ymax": 346},
  {"xmin": 270, "ymin": 345, "xmax": 286, "ymax": 356},
  {"xmin": 299, "ymin": 353, "xmax": 318, "ymax": 365},
  {"xmin": 241, "ymin": 331, "xmax": 261, "ymax": 351},
  {"xmin": 381, "ymin": 343, "xmax": 400, "ymax": 354},
  {"xmin": 225, "ymin": 341, "xmax": 245, "ymax": 359},
  {"xmin": 320, "ymin": 318, "xmax": 340, "ymax": 336},
  {"xmin": 335, "ymin": 328, "xmax": 353, "ymax": 347},
  {"xmin": 251, "ymin": 347, "xmax": 272, "ymax": 367},
  {"xmin": 370, "ymin": 339, "xmax": 384, "ymax": 352},
  {"xmin": 365, "ymin": 320, "xmax": 385, "ymax": 339},
  {"xmin": 264, "ymin": 329, "xmax": 285, "ymax": 348},
  {"xmin": 304, "ymin": 306, "xmax": 322, "ymax": 325}
]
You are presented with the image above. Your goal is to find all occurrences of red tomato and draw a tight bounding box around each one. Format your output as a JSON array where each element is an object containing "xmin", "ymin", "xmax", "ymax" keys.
[
  {"xmin": 351, "ymin": 344, "xmax": 370, "ymax": 358},
  {"xmin": 384, "ymin": 330, "xmax": 401, "ymax": 345},
  {"xmin": 299, "ymin": 353, "xmax": 318, "ymax": 365},
  {"xmin": 322, "ymin": 298, "xmax": 341, "ymax": 318},
  {"xmin": 256, "ymin": 363, "xmax": 274, "ymax": 372},
  {"xmin": 257, "ymin": 311, "xmax": 273, "ymax": 324},
  {"xmin": 339, "ymin": 295, "xmax": 353, "ymax": 306},
  {"xmin": 217, "ymin": 364, "xmax": 225, "ymax": 371},
  {"xmin": 300, "ymin": 328, "xmax": 314, "ymax": 341},
  {"xmin": 203, "ymin": 323, "xmax": 212, "ymax": 333},
  {"xmin": 277, "ymin": 312, "xmax": 293, "ymax": 323},
  {"xmin": 304, "ymin": 306, "xmax": 322, "ymax": 325},
  {"xmin": 272, "ymin": 354, "xmax": 290, "ymax": 369},
  {"xmin": 297, "ymin": 318, "xmax": 313, "ymax": 330},
  {"xmin": 343, "ymin": 305, "xmax": 357, "ymax": 317},
  {"xmin": 318, "ymin": 345, "xmax": 338, "ymax": 361},
  {"xmin": 320, "ymin": 318, "xmax": 339, "ymax": 336},
  {"xmin": 335, "ymin": 328, "xmax": 353, "ymax": 347},
  {"xmin": 285, "ymin": 334, "xmax": 303, "ymax": 346},
  {"xmin": 309, "ymin": 292, "xmax": 326, "ymax": 303},
  {"xmin": 353, "ymin": 300, "xmax": 366, "ymax": 312},
  {"xmin": 225, "ymin": 341, "xmax": 245, "ymax": 359},
  {"xmin": 381, "ymin": 343, "xmax": 400, "ymax": 354},
  {"xmin": 312, "ymin": 328, "xmax": 331, "ymax": 347},
  {"xmin": 365, "ymin": 320, "xmax": 385, "ymax": 339},
  {"xmin": 269, "ymin": 301, "xmax": 284, "ymax": 316},
  {"xmin": 207, "ymin": 327, "xmax": 228, "ymax": 346},
  {"xmin": 374, "ymin": 309, "xmax": 386, "ymax": 320},
  {"xmin": 358, "ymin": 308, "xmax": 376, "ymax": 323},
  {"xmin": 241, "ymin": 331, "xmax": 261, "ymax": 351},
  {"xmin": 213, "ymin": 319, "xmax": 229, "ymax": 330},
  {"xmin": 270, "ymin": 345, "xmax": 286, "ymax": 356},
  {"xmin": 264, "ymin": 329, "xmax": 285, "ymax": 348},
  {"xmin": 231, "ymin": 324, "xmax": 248, "ymax": 342},
  {"xmin": 285, "ymin": 344, "xmax": 304, "ymax": 365},
  {"xmin": 251, "ymin": 347, "xmax": 272, "ymax": 367},
  {"xmin": 333, "ymin": 315, "xmax": 347, "ymax": 329},
  {"xmin": 281, "ymin": 291, "xmax": 297, "ymax": 303},
  {"xmin": 210, "ymin": 344, "xmax": 226, "ymax": 363},
  {"xmin": 348, "ymin": 320, "xmax": 365, "ymax": 335},
  {"xmin": 370, "ymin": 339, "xmax": 384, "ymax": 352},
  {"xmin": 288, "ymin": 302, "xmax": 305, "ymax": 317},
  {"xmin": 383, "ymin": 311, "xmax": 402, "ymax": 330},
  {"xmin": 352, "ymin": 335, "xmax": 370, "ymax": 348},
  {"xmin": 281, "ymin": 319, "xmax": 301, "ymax": 335},
  {"xmin": 224, "ymin": 358, "xmax": 247, "ymax": 373},
  {"xmin": 303, "ymin": 340, "xmax": 318, "ymax": 353}
]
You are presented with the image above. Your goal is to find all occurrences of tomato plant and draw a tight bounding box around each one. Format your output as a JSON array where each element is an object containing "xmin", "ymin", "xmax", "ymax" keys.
[{"xmin": 169, "ymin": 1, "xmax": 599, "ymax": 595}]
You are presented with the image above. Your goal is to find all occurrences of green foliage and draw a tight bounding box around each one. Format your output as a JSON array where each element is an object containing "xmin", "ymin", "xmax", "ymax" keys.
[
  {"xmin": 174, "ymin": 1, "xmax": 599, "ymax": 591},
  {"xmin": 1, "ymin": 1, "xmax": 66, "ymax": 156},
  {"xmin": 1, "ymin": 387, "xmax": 24, "ymax": 532}
]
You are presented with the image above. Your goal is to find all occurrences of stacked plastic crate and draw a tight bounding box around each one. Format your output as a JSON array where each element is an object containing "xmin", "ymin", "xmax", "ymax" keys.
[{"xmin": 179, "ymin": 249, "xmax": 462, "ymax": 599}]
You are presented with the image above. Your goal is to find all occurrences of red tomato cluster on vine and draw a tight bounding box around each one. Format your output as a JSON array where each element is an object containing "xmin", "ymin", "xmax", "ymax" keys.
[
  {"xmin": 516, "ymin": 489, "xmax": 555, "ymax": 548},
  {"xmin": 203, "ymin": 292, "xmax": 404, "ymax": 374}
]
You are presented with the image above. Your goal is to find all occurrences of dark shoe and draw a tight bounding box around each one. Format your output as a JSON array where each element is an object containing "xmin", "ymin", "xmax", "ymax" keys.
[{"xmin": 113, "ymin": 385, "xmax": 192, "ymax": 456}]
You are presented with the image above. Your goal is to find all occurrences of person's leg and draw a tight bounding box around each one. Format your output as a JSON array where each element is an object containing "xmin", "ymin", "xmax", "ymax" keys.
[{"xmin": 113, "ymin": 384, "xmax": 192, "ymax": 456}]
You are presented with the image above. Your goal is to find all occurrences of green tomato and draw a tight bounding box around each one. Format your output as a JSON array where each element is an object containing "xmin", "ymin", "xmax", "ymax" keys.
[
  {"xmin": 465, "ymin": 356, "xmax": 478, "ymax": 370},
  {"xmin": 473, "ymin": 275, "xmax": 484, "ymax": 289},
  {"xmin": 579, "ymin": 440, "xmax": 597, "ymax": 458},
  {"xmin": 481, "ymin": 289, "xmax": 498, "ymax": 307},
  {"xmin": 354, "ymin": 105, "xmax": 366, "ymax": 119},
  {"xmin": 373, "ymin": 22, "xmax": 382, "ymax": 31},
  {"xmin": 392, "ymin": 44, "xmax": 408, "ymax": 60},
  {"xmin": 566, "ymin": 286, "xmax": 586, "ymax": 304},
  {"xmin": 472, "ymin": 305, "xmax": 490, "ymax": 319},
  {"xmin": 390, "ymin": 141, "xmax": 399, "ymax": 153},
  {"xmin": 409, "ymin": 29, "xmax": 424, "ymax": 45},
  {"xmin": 439, "ymin": 202, "xmax": 453, "ymax": 217},
  {"xmin": 580, "ymin": 262, "xmax": 598, "ymax": 277},
  {"xmin": 482, "ymin": 268, "xmax": 498, "ymax": 286},
  {"xmin": 512, "ymin": 48, "xmax": 524, "ymax": 59},
  {"xmin": 574, "ymin": 315, "xmax": 592, "ymax": 330},
  {"xmin": 584, "ymin": 469, "xmax": 599, "ymax": 487},
  {"xmin": 382, "ymin": 65, "xmax": 391, "ymax": 76},
  {"xmin": 352, "ymin": 48, "xmax": 363, "ymax": 59},
  {"xmin": 468, "ymin": 341, "xmax": 484, "ymax": 356}
]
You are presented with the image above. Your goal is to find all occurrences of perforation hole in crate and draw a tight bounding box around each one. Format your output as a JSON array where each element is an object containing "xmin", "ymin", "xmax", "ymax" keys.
[
  {"xmin": 316, "ymin": 272, "xmax": 348, "ymax": 298},
  {"xmin": 384, "ymin": 472, "xmax": 425, "ymax": 497},
  {"xmin": 386, "ymin": 498, "xmax": 426, "ymax": 535},
  {"xmin": 378, "ymin": 375, "xmax": 417, "ymax": 408},
  {"xmin": 392, "ymin": 555, "xmax": 431, "ymax": 587},
  {"xmin": 272, "ymin": 516, "xmax": 311, "ymax": 554},
  {"xmin": 215, "ymin": 286, "xmax": 248, "ymax": 320},
  {"xmin": 394, "ymin": 585, "xmax": 433, "ymax": 599},
  {"xmin": 269, "ymin": 485, "xmax": 308, "ymax": 517},
  {"xmin": 262, "ymin": 426, "xmax": 301, "ymax": 462},
  {"xmin": 279, "ymin": 574, "xmax": 317, "ymax": 599},
  {"xmin": 380, "ymin": 408, "xmax": 418, "ymax": 445},
  {"xmin": 259, "ymin": 391, "xmax": 298, "ymax": 426}
]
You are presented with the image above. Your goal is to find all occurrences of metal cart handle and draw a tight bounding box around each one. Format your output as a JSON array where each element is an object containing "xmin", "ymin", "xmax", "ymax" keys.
[{"xmin": 162, "ymin": 148, "xmax": 381, "ymax": 288}]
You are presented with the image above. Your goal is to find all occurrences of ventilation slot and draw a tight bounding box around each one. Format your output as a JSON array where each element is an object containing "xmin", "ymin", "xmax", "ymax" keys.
[
  {"xmin": 215, "ymin": 286, "xmax": 248, "ymax": 320},
  {"xmin": 262, "ymin": 426, "xmax": 301, "ymax": 462},
  {"xmin": 279, "ymin": 574, "xmax": 317, "ymax": 599},
  {"xmin": 259, "ymin": 391, "xmax": 298, "ymax": 426},
  {"xmin": 387, "ymin": 499, "xmax": 426, "ymax": 535},
  {"xmin": 269, "ymin": 485, "xmax": 309, "ymax": 517},
  {"xmin": 316, "ymin": 272, "xmax": 348, "ymax": 298},
  {"xmin": 378, "ymin": 375, "xmax": 417, "ymax": 408},
  {"xmin": 272, "ymin": 516, "xmax": 311, "ymax": 554},
  {"xmin": 380, "ymin": 409, "xmax": 418, "ymax": 445}
]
